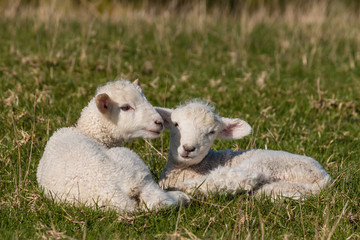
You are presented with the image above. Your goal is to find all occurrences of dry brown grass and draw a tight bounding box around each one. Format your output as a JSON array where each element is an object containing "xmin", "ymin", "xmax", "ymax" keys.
[{"xmin": 0, "ymin": 0, "xmax": 359, "ymax": 239}]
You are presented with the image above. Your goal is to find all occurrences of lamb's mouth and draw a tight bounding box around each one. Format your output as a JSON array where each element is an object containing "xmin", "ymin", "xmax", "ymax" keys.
[
  {"xmin": 146, "ymin": 130, "xmax": 161, "ymax": 135},
  {"xmin": 180, "ymin": 155, "xmax": 192, "ymax": 159}
]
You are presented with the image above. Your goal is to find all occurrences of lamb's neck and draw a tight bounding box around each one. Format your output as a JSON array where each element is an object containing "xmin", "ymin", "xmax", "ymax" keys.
[
  {"xmin": 166, "ymin": 153, "xmax": 187, "ymax": 170},
  {"xmin": 76, "ymin": 106, "xmax": 123, "ymax": 148},
  {"xmin": 200, "ymin": 149, "xmax": 234, "ymax": 168}
]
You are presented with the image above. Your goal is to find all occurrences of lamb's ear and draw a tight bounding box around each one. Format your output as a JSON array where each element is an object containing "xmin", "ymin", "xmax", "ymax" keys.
[
  {"xmin": 95, "ymin": 93, "xmax": 113, "ymax": 115},
  {"xmin": 155, "ymin": 107, "xmax": 173, "ymax": 129},
  {"xmin": 133, "ymin": 79, "xmax": 140, "ymax": 86},
  {"xmin": 218, "ymin": 117, "xmax": 252, "ymax": 139}
]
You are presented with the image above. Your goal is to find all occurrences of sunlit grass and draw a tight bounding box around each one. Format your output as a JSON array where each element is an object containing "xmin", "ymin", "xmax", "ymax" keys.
[{"xmin": 0, "ymin": 0, "xmax": 359, "ymax": 239}]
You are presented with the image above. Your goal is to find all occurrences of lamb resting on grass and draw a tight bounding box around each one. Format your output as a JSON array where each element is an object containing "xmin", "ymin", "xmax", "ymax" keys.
[
  {"xmin": 37, "ymin": 80, "xmax": 190, "ymax": 212},
  {"xmin": 156, "ymin": 101, "xmax": 331, "ymax": 199}
]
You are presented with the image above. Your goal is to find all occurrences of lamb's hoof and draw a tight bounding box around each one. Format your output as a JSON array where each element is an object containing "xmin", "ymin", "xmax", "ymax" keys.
[
  {"xmin": 141, "ymin": 198, "xmax": 175, "ymax": 211},
  {"xmin": 167, "ymin": 190, "xmax": 192, "ymax": 206},
  {"xmin": 141, "ymin": 191, "xmax": 192, "ymax": 211}
]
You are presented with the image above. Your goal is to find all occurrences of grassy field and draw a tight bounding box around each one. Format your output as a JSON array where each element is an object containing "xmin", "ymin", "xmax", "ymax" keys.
[{"xmin": 0, "ymin": 0, "xmax": 359, "ymax": 239}]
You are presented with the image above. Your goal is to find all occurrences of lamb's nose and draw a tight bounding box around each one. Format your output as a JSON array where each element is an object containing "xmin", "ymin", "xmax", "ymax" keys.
[
  {"xmin": 155, "ymin": 120, "xmax": 163, "ymax": 128},
  {"xmin": 183, "ymin": 145, "xmax": 196, "ymax": 153}
]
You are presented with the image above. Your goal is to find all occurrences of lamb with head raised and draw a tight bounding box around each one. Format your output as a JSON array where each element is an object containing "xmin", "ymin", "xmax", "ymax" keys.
[
  {"xmin": 37, "ymin": 79, "xmax": 190, "ymax": 212},
  {"xmin": 156, "ymin": 101, "xmax": 331, "ymax": 199}
]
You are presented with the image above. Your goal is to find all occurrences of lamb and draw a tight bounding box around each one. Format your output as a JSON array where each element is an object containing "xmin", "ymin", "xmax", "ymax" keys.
[
  {"xmin": 37, "ymin": 79, "xmax": 190, "ymax": 212},
  {"xmin": 156, "ymin": 101, "xmax": 332, "ymax": 199}
]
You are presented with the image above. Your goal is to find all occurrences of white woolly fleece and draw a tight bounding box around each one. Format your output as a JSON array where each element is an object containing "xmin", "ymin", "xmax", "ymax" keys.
[
  {"xmin": 157, "ymin": 101, "xmax": 332, "ymax": 199},
  {"xmin": 37, "ymin": 80, "xmax": 190, "ymax": 212}
]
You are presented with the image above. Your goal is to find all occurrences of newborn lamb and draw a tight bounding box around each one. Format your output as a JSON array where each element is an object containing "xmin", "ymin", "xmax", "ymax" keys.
[
  {"xmin": 37, "ymin": 80, "xmax": 190, "ymax": 212},
  {"xmin": 156, "ymin": 101, "xmax": 331, "ymax": 199}
]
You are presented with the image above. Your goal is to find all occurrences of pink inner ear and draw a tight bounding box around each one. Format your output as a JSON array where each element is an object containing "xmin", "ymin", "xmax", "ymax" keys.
[
  {"xmin": 221, "ymin": 124, "xmax": 238, "ymax": 137},
  {"xmin": 96, "ymin": 94, "xmax": 111, "ymax": 114},
  {"xmin": 102, "ymin": 100, "xmax": 109, "ymax": 110},
  {"xmin": 163, "ymin": 119, "xmax": 169, "ymax": 126}
]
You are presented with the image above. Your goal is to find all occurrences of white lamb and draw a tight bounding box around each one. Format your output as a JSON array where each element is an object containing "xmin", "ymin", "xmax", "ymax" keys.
[
  {"xmin": 156, "ymin": 101, "xmax": 332, "ymax": 199},
  {"xmin": 37, "ymin": 80, "xmax": 190, "ymax": 212}
]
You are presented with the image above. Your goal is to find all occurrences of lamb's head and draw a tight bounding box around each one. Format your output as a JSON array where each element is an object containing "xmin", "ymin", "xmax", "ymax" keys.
[
  {"xmin": 156, "ymin": 101, "xmax": 252, "ymax": 166},
  {"xmin": 77, "ymin": 79, "xmax": 164, "ymax": 146}
]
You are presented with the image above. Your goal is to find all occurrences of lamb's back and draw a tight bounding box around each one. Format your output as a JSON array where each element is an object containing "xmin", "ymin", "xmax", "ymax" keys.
[
  {"xmin": 230, "ymin": 149, "xmax": 330, "ymax": 183},
  {"xmin": 36, "ymin": 127, "xmax": 109, "ymax": 195}
]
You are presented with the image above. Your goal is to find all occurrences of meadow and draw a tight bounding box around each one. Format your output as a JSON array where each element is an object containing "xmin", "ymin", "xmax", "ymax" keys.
[{"xmin": 0, "ymin": 0, "xmax": 359, "ymax": 239}]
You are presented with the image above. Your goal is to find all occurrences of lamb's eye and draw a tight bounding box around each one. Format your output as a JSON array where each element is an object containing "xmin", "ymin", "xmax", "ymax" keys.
[
  {"xmin": 120, "ymin": 105, "xmax": 132, "ymax": 111},
  {"xmin": 174, "ymin": 122, "xmax": 179, "ymax": 128},
  {"xmin": 208, "ymin": 130, "xmax": 216, "ymax": 135}
]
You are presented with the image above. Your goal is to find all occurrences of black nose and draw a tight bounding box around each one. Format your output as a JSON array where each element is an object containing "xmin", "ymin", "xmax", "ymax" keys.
[
  {"xmin": 155, "ymin": 120, "xmax": 163, "ymax": 128},
  {"xmin": 183, "ymin": 145, "xmax": 196, "ymax": 153}
]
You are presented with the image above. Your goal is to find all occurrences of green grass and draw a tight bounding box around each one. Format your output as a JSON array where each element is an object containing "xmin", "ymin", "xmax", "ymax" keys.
[{"xmin": 0, "ymin": 1, "xmax": 359, "ymax": 239}]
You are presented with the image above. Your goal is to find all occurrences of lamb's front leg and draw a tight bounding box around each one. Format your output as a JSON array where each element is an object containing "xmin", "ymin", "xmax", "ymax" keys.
[
  {"xmin": 139, "ymin": 177, "xmax": 191, "ymax": 210},
  {"xmin": 177, "ymin": 166, "xmax": 268, "ymax": 196},
  {"xmin": 106, "ymin": 147, "xmax": 191, "ymax": 211}
]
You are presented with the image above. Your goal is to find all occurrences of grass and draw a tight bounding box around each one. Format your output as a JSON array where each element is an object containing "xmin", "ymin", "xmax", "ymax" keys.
[{"xmin": 0, "ymin": 0, "xmax": 359, "ymax": 239}]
